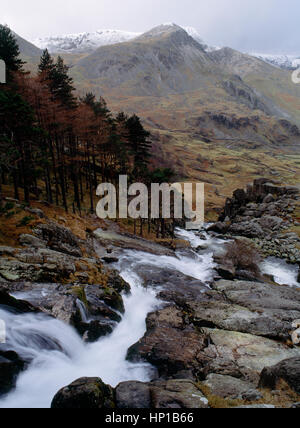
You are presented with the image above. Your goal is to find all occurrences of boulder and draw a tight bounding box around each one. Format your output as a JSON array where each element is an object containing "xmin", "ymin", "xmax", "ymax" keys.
[
  {"xmin": 0, "ymin": 351, "xmax": 25, "ymax": 396},
  {"xmin": 19, "ymin": 234, "xmax": 46, "ymax": 249},
  {"xmin": 34, "ymin": 222, "xmax": 82, "ymax": 257},
  {"xmin": 211, "ymin": 280, "xmax": 300, "ymax": 340},
  {"xmin": 207, "ymin": 222, "xmax": 230, "ymax": 234},
  {"xmin": 127, "ymin": 307, "xmax": 209, "ymax": 378},
  {"xmin": 0, "ymin": 287, "xmax": 37, "ymax": 313},
  {"xmin": 51, "ymin": 377, "xmax": 115, "ymax": 409},
  {"xmin": 259, "ymin": 357, "xmax": 300, "ymax": 394},
  {"xmin": 116, "ymin": 379, "xmax": 209, "ymax": 409},
  {"xmin": 183, "ymin": 298, "xmax": 290, "ymax": 340},
  {"xmin": 80, "ymin": 320, "xmax": 113, "ymax": 343},
  {"xmin": 200, "ymin": 328, "xmax": 300, "ymax": 383},
  {"xmin": 116, "ymin": 381, "xmax": 152, "ymax": 408},
  {"xmin": 150, "ymin": 379, "xmax": 209, "ymax": 408},
  {"xmin": 85, "ymin": 284, "xmax": 125, "ymax": 315},
  {"xmin": 202, "ymin": 374, "xmax": 255, "ymax": 399}
]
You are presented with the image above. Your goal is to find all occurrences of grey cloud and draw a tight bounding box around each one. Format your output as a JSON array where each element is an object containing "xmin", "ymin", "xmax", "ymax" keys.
[{"xmin": 2, "ymin": 0, "xmax": 299, "ymax": 54}]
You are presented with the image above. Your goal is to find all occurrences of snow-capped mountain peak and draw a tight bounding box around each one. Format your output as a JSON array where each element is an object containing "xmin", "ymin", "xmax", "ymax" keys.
[
  {"xmin": 31, "ymin": 24, "xmax": 217, "ymax": 54},
  {"xmin": 32, "ymin": 29, "xmax": 141, "ymax": 54},
  {"xmin": 250, "ymin": 53, "xmax": 300, "ymax": 70}
]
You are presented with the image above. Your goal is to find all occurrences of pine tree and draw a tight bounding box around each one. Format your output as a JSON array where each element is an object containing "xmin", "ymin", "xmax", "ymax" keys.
[
  {"xmin": 126, "ymin": 114, "xmax": 151, "ymax": 178},
  {"xmin": 38, "ymin": 49, "xmax": 55, "ymax": 75},
  {"xmin": 52, "ymin": 56, "xmax": 76, "ymax": 108},
  {"xmin": 39, "ymin": 52, "xmax": 76, "ymax": 108},
  {"xmin": 0, "ymin": 25, "xmax": 24, "ymax": 81}
]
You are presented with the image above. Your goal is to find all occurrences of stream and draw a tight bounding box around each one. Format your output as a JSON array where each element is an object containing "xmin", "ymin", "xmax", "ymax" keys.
[{"xmin": 0, "ymin": 228, "xmax": 298, "ymax": 408}]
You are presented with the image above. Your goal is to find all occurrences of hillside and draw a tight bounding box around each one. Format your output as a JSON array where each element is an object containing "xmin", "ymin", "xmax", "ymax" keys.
[
  {"xmin": 13, "ymin": 31, "xmax": 42, "ymax": 59},
  {"xmin": 11, "ymin": 24, "xmax": 300, "ymax": 215}
]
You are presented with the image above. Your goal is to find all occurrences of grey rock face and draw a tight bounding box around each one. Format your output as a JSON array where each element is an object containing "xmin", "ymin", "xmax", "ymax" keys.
[
  {"xmin": 116, "ymin": 381, "xmax": 152, "ymax": 408},
  {"xmin": 116, "ymin": 379, "xmax": 209, "ymax": 409},
  {"xmin": 34, "ymin": 222, "xmax": 82, "ymax": 257},
  {"xmin": 259, "ymin": 357, "xmax": 300, "ymax": 394},
  {"xmin": 202, "ymin": 374, "xmax": 255, "ymax": 399}
]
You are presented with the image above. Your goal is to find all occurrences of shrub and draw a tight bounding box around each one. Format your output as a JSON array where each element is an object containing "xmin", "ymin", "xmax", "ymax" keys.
[{"xmin": 225, "ymin": 239, "xmax": 262, "ymax": 278}]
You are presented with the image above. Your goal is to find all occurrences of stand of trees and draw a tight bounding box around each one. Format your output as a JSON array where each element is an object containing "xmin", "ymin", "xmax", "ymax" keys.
[{"xmin": 0, "ymin": 25, "xmax": 172, "ymax": 216}]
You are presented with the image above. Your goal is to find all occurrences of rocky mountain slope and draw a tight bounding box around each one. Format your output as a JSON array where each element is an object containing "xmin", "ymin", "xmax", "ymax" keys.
[
  {"xmin": 74, "ymin": 24, "xmax": 211, "ymax": 96},
  {"xmin": 12, "ymin": 25, "xmax": 300, "ymax": 215},
  {"xmin": 31, "ymin": 24, "xmax": 207, "ymax": 54},
  {"xmin": 251, "ymin": 53, "xmax": 300, "ymax": 70},
  {"xmin": 13, "ymin": 32, "xmax": 42, "ymax": 59}
]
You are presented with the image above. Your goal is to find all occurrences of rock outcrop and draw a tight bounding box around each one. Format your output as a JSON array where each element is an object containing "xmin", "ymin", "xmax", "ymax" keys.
[
  {"xmin": 51, "ymin": 378, "xmax": 115, "ymax": 409},
  {"xmin": 209, "ymin": 179, "xmax": 300, "ymax": 264}
]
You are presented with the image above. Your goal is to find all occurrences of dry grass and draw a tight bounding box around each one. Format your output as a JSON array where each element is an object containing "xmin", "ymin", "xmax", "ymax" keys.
[{"xmin": 198, "ymin": 379, "xmax": 300, "ymax": 408}]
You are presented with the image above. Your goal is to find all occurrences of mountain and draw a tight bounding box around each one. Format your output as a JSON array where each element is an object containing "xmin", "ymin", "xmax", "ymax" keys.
[
  {"xmin": 250, "ymin": 53, "xmax": 300, "ymax": 70},
  {"xmin": 32, "ymin": 29, "xmax": 141, "ymax": 54},
  {"xmin": 29, "ymin": 23, "xmax": 300, "ymax": 72},
  {"xmin": 13, "ymin": 32, "xmax": 42, "ymax": 58},
  {"xmin": 8, "ymin": 24, "xmax": 300, "ymax": 211},
  {"xmin": 74, "ymin": 24, "xmax": 212, "ymax": 96},
  {"xmin": 31, "ymin": 24, "xmax": 209, "ymax": 54}
]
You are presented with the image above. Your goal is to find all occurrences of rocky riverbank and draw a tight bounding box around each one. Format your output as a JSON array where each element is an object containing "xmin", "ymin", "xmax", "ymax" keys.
[{"xmin": 1, "ymin": 180, "xmax": 300, "ymax": 408}]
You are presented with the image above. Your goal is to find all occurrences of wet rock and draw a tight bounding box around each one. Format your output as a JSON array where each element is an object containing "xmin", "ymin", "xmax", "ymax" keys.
[
  {"xmin": 0, "ymin": 287, "xmax": 38, "ymax": 313},
  {"xmin": 93, "ymin": 229, "xmax": 174, "ymax": 256},
  {"xmin": 34, "ymin": 222, "xmax": 82, "ymax": 257},
  {"xmin": 150, "ymin": 379, "xmax": 209, "ymax": 408},
  {"xmin": 85, "ymin": 284, "xmax": 124, "ymax": 315},
  {"xmin": 116, "ymin": 379, "xmax": 209, "ymax": 409},
  {"xmin": 101, "ymin": 256, "xmax": 119, "ymax": 264},
  {"xmin": 80, "ymin": 320, "xmax": 113, "ymax": 342},
  {"xmin": 259, "ymin": 357, "xmax": 300, "ymax": 394},
  {"xmin": 127, "ymin": 307, "xmax": 209, "ymax": 378},
  {"xmin": 116, "ymin": 381, "xmax": 152, "ymax": 408},
  {"xmin": 106, "ymin": 270, "xmax": 131, "ymax": 294},
  {"xmin": 202, "ymin": 374, "xmax": 255, "ymax": 399},
  {"xmin": 51, "ymin": 377, "xmax": 115, "ymax": 409},
  {"xmin": 211, "ymin": 280, "xmax": 300, "ymax": 340},
  {"xmin": 51, "ymin": 295, "xmax": 82, "ymax": 326},
  {"xmin": 200, "ymin": 328, "xmax": 300, "ymax": 383},
  {"xmin": 138, "ymin": 266, "xmax": 208, "ymax": 303},
  {"xmin": 0, "ymin": 350, "xmax": 25, "ymax": 396},
  {"xmin": 207, "ymin": 222, "xmax": 230, "ymax": 234},
  {"xmin": 184, "ymin": 298, "xmax": 289, "ymax": 340}
]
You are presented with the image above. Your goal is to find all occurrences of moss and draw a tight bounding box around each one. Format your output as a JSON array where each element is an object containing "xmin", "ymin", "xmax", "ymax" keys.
[{"xmin": 72, "ymin": 285, "xmax": 89, "ymax": 308}]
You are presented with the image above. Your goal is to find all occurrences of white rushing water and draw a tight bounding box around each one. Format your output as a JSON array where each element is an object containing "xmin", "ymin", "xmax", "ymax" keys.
[
  {"xmin": 0, "ymin": 229, "xmax": 216, "ymax": 409},
  {"xmin": 261, "ymin": 257, "xmax": 300, "ymax": 288},
  {"xmin": 0, "ymin": 269, "xmax": 158, "ymax": 408}
]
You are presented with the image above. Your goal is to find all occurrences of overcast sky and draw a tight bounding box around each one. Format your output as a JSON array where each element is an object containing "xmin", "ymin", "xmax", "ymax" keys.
[{"xmin": 2, "ymin": 0, "xmax": 299, "ymax": 53}]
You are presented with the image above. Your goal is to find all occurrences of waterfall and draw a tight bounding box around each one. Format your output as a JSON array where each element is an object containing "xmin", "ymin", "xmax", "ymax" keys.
[{"xmin": 0, "ymin": 229, "xmax": 218, "ymax": 408}]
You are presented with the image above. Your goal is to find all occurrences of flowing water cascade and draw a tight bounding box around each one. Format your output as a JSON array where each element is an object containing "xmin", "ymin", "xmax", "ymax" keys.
[
  {"xmin": 0, "ymin": 229, "xmax": 216, "ymax": 408},
  {"xmin": 0, "ymin": 228, "xmax": 299, "ymax": 408},
  {"xmin": 261, "ymin": 257, "xmax": 299, "ymax": 288}
]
